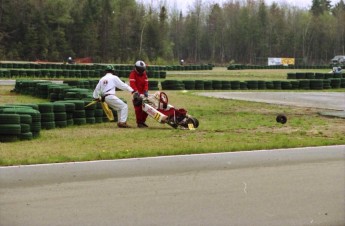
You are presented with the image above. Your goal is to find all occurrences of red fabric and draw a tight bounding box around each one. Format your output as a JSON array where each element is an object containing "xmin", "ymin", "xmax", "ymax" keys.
[
  {"xmin": 158, "ymin": 108, "xmax": 187, "ymax": 118},
  {"xmin": 129, "ymin": 69, "xmax": 149, "ymax": 124},
  {"xmin": 75, "ymin": 57, "xmax": 92, "ymax": 63},
  {"xmin": 129, "ymin": 70, "xmax": 148, "ymax": 94},
  {"xmin": 133, "ymin": 103, "xmax": 148, "ymax": 124}
]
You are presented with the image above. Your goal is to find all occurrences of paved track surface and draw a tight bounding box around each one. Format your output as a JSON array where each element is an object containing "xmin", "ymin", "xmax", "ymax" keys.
[
  {"xmin": 198, "ymin": 92, "xmax": 345, "ymax": 111},
  {"xmin": 1, "ymin": 146, "xmax": 345, "ymax": 226}
]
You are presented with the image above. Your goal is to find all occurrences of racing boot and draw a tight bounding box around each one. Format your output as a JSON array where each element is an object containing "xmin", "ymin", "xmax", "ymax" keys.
[
  {"xmin": 137, "ymin": 122, "xmax": 148, "ymax": 128},
  {"xmin": 117, "ymin": 122, "xmax": 131, "ymax": 128}
]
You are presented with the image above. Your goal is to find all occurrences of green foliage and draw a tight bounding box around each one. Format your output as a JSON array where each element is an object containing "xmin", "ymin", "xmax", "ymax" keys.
[{"xmin": 0, "ymin": 0, "xmax": 344, "ymax": 64}]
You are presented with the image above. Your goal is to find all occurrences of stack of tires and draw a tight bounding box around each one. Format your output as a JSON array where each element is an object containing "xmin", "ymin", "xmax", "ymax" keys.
[
  {"xmin": 204, "ymin": 81, "xmax": 213, "ymax": 90},
  {"xmin": 323, "ymin": 80, "xmax": 332, "ymax": 89},
  {"xmin": 265, "ymin": 81, "xmax": 274, "ymax": 89},
  {"xmin": 330, "ymin": 78, "xmax": 341, "ymax": 88},
  {"xmin": 281, "ymin": 81, "xmax": 292, "ymax": 90},
  {"xmin": 290, "ymin": 81, "xmax": 300, "ymax": 89},
  {"xmin": 38, "ymin": 103, "xmax": 56, "ymax": 130},
  {"xmin": 230, "ymin": 81, "xmax": 241, "ymax": 90},
  {"xmin": 0, "ymin": 106, "xmax": 41, "ymax": 141},
  {"xmin": 195, "ymin": 80, "xmax": 204, "ymax": 90},
  {"xmin": 212, "ymin": 80, "xmax": 222, "ymax": 90},
  {"xmin": 272, "ymin": 81, "xmax": 282, "ymax": 90},
  {"xmin": 84, "ymin": 100, "xmax": 96, "ymax": 124},
  {"xmin": 341, "ymin": 79, "xmax": 345, "ymax": 88},
  {"xmin": 221, "ymin": 81, "xmax": 231, "ymax": 90},
  {"xmin": 56, "ymin": 101, "xmax": 75, "ymax": 126},
  {"xmin": 310, "ymin": 80, "xmax": 323, "ymax": 90},
  {"xmin": 240, "ymin": 82, "xmax": 247, "ymax": 90},
  {"xmin": 161, "ymin": 80, "xmax": 185, "ymax": 90},
  {"xmin": 53, "ymin": 102, "xmax": 68, "ymax": 128},
  {"xmin": 148, "ymin": 81, "xmax": 159, "ymax": 90},
  {"xmin": 94, "ymin": 102, "xmax": 104, "ymax": 123},
  {"xmin": 67, "ymin": 100, "xmax": 87, "ymax": 125},
  {"xmin": 0, "ymin": 114, "xmax": 21, "ymax": 142},
  {"xmin": 258, "ymin": 81, "xmax": 266, "ymax": 90},
  {"xmin": 299, "ymin": 80, "xmax": 310, "ymax": 90},
  {"xmin": 246, "ymin": 81, "xmax": 258, "ymax": 90},
  {"xmin": 182, "ymin": 80, "xmax": 196, "ymax": 90}
]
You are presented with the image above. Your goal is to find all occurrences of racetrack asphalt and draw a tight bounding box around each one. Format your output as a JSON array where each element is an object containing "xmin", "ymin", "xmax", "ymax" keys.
[
  {"xmin": 1, "ymin": 145, "xmax": 344, "ymax": 226},
  {"xmin": 197, "ymin": 91, "xmax": 345, "ymax": 110}
]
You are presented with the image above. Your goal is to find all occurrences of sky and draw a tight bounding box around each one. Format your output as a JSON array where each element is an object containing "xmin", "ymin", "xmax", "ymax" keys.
[{"xmin": 139, "ymin": 0, "xmax": 341, "ymax": 13}]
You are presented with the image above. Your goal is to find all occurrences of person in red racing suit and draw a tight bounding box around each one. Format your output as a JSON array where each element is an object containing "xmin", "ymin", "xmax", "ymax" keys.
[{"xmin": 129, "ymin": 60, "xmax": 149, "ymax": 128}]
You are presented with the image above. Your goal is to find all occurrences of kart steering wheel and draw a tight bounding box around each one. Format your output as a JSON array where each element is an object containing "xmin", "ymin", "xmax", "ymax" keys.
[{"xmin": 160, "ymin": 92, "xmax": 168, "ymax": 105}]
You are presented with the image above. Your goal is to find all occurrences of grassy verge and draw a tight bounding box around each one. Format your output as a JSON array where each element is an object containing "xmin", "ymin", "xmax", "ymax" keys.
[{"xmin": 1, "ymin": 84, "xmax": 344, "ymax": 166}]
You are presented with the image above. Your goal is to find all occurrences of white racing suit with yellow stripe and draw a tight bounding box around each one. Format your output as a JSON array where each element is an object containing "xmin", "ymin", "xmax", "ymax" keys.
[{"xmin": 93, "ymin": 73, "xmax": 133, "ymax": 123}]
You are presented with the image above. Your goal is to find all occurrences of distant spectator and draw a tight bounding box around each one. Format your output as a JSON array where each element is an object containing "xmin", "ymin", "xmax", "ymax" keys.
[
  {"xmin": 332, "ymin": 66, "xmax": 342, "ymax": 74},
  {"xmin": 67, "ymin": 57, "xmax": 74, "ymax": 64},
  {"xmin": 180, "ymin": 59, "xmax": 184, "ymax": 65}
]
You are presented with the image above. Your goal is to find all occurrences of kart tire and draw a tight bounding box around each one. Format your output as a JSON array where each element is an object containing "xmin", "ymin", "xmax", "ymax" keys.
[{"xmin": 276, "ymin": 114, "xmax": 287, "ymax": 124}]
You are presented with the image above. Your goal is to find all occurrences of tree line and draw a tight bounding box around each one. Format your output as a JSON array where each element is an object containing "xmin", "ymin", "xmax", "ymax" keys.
[{"xmin": 0, "ymin": 0, "xmax": 344, "ymax": 65}]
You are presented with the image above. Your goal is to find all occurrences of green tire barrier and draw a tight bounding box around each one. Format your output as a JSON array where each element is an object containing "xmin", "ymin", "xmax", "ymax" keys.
[
  {"xmin": 240, "ymin": 82, "xmax": 247, "ymax": 90},
  {"xmin": 161, "ymin": 80, "xmax": 185, "ymax": 90},
  {"xmin": 230, "ymin": 81, "xmax": 240, "ymax": 90},
  {"xmin": 246, "ymin": 80, "xmax": 258, "ymax": 90},
  {"xmin": 182, "ymin": 80, "xmax": 196, "ymax": 90},
  {"xmin": 265, "ymin": 81, "xmax": 274, "ymax": 89},
  {"xmin": 257, "ymin": 81, "xmax": 266, "ymax": 90},
  {"xmin": 341, "ymin": 79, "xmax": 345, "ymax": 88},
  {"xmin": 330, "ymin": 78, "xmax": 341, "ymax": 88},
  {"xmin": 204, "ymin": 81, "xmax": 213, "ymax": 90},
  {"xmin": 228, "ymin": 64, "xmax": 331, "ymax": 70},
  {"xmin": 1, "ymin": 107, "xmax": 41, "ymax": 141},
  {"xmin": 38, "ymin": 103, "xmax": 55, "ymax": 130},
  {"xmin": 290, "ymin": 81, "xmax": 300, "ymax": 89},
  {"xmin": 310, "ymin": 80, "xmax": 323, "ymax": 90},
  {"xmin": 221, "ymin": 81, "xmax": 231, "ymax": 90},
  {"xmin": 287, "ymin": 72, "xmax": 344, "ymax": 80},
  {"xmin": 212, "ymin": 80, "xmax": 222, "ymax": 90},
  {"xmin": 195, "ymin": 80, "xmax": 204, "ymax": 90},
  {"xmin": 272, "ymin": 81, "xmax": 282, "ymax": 90},
  {"xmin": 323, "ymin": 79, "xmax": 332, "ymax": 89},
  {"xmin": 281, "ymin": 81, "xmax": 292, "ymax": 90},
  {"xmin": 148, "ymin": 81, "xmax": 159, "ymax": 90}
]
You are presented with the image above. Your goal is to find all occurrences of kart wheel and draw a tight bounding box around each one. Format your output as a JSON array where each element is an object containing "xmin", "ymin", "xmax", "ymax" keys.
[
  {"xmin": 187, "ymin": 117, "xmax": 199, "ymax": 128},
  {"xmin": 276, "ymin": 114, "xmax": 287, "ymax": 124}
]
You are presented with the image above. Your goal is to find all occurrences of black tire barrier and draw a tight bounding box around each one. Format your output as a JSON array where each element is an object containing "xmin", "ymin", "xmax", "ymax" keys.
[
  {"xmin": 287, "ymin": 72, "xmax": 343, "ymax": 80},
  {"xmin": 230, "ymin": 81, "xmax": 240, "ymax": 90},
  {"xmin": 182, "ymin": 80, "xmax": 196, "ymax": 90},
  {"xmin": 161, "ymin": 80, "xmax": 185, "ymax": 90},
  {"xmin": 0, "ymin": 63, "xmax": 212, "ymax": 79},
  {"xmin": 299, "ymin": 80, "xmax": 310, "ymax": 90},
  {"xmin": 265, "ymin": 81, "xmax": 274, "ymax": 89},
  {"xmin": 323, "ymin": 79, "xmax": 332, "ymax": 89},
  {"xmin": 281, "ymin": 81, "xmax": 292, "ymax": 90},
  {"xmin": 221, "ymin": 81, "xmax": 231, "ymax": 90},
  {"xmin": 228, "ymin": 64, "xmax": 332, "ymax": 70},
  {"xmin": 330, "ymin": 78, "xmax": 341, "ymax": 88},
  {"xmin": 341, "ymin": 79, "xmax": 345, "ymax": 88},
  {"xmin": 212, "ymin": 80, "xmax": 222, "ymax": 90},
  {"xmin": 195, "ymin": 80, "xmax": 205, "ymax": 90},
  {"xmin": 246, "ymin": 80, "xmax": 258, "ymax": 90},
  {"xmin": 272, "ymin": 81, "xmax": 282, "ymax": 90},
  {"xmin": 258, "ymin": 81, "xmax": 266, "ymax": 90},
  {"xmin": 148, "ymin": 81, "xmax": 159, "ymax": 90},
  {"xmin": 310, "ymin": 80, "xmax": 323, "ymax": 90},
  {"xmin": 240, "ymin": 82, "xmax": 247, "ymax": 90}
]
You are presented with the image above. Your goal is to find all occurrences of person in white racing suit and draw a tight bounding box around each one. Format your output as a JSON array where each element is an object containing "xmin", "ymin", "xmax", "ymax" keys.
[{"xmin": 93, "ymin": 65, "xmax": 134, "ymax": 128}]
